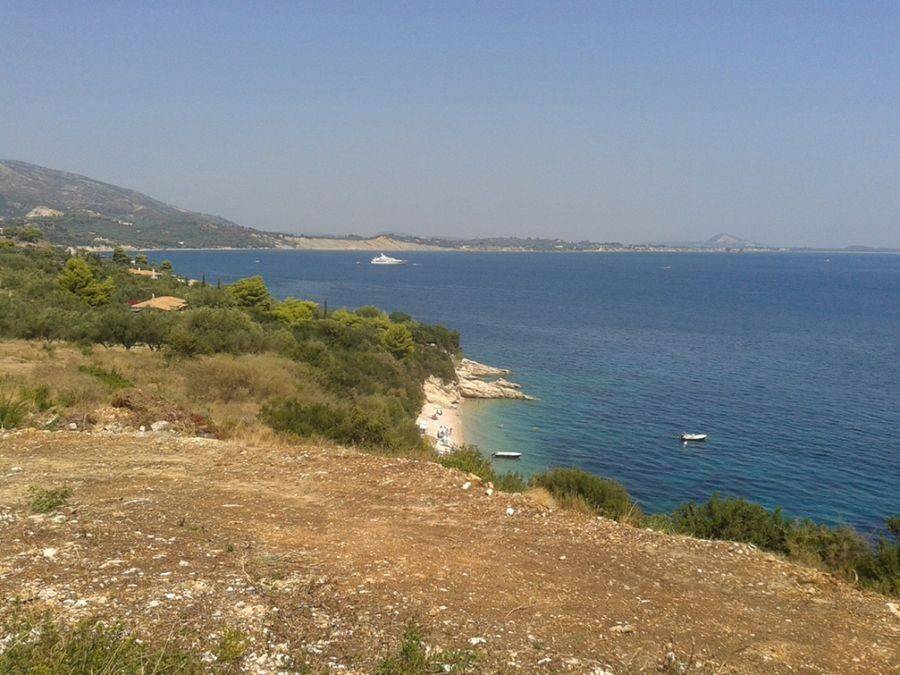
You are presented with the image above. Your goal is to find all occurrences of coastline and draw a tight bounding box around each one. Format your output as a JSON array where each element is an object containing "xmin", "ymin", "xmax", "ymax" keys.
[{"xmin": 417, "ymin": 358, "xmax": 533, "ymax": 454}]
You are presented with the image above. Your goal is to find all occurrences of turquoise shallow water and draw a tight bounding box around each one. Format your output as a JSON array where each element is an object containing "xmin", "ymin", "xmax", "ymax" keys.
[{"xmin": 147, "ymin": 250, "xmax": 900, "ymax": 532}]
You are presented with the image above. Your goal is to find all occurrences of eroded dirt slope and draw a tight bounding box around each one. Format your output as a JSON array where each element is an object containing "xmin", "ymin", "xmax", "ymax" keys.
[{"xmin": 0, "ymin": 430, "xmax": 897, "ymax": 673}]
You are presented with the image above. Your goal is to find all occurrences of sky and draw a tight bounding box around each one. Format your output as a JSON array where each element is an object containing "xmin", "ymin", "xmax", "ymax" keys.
[{"xmin": 1, "ymin": 2, "xmax": 898, "ymax": 247}]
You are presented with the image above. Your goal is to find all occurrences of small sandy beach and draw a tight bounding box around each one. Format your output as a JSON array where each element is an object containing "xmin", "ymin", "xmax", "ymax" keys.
[{"xmin": 417, "ymin": 376, "xmax": 465, "ymax": 451}]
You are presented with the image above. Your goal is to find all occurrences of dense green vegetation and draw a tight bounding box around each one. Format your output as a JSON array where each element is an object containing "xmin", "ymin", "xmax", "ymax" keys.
[
  {"xmin": 532, "ymin": 467, "xmax": 640, "ymax": 521},
  {"xmin": 663, "ymin": 495, "xmax": 899, "ymax": 596},
  {"xmin": 0, "ymin": 244, "xmax": 458, "ymax": 452}
]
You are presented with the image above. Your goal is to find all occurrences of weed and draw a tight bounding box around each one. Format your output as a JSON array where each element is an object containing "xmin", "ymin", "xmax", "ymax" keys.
[
  {"xmin": 21, "ymin": 384, "xmax": 53, "ymax": 411},
  {"xmin": 0, "ymin": 613, "xmax": 203, "ymax": 673},
  {"xmin": 376, "ymin": 621, "xmax": 476, "ymax": 674},
  {"xmin": 0, "ymin": 394, "xmax": 28, "ymax": 429},
  {"xmin": 77, "ymin": 364, "xmax": 133, "ymax": 390},
  {"xmin": 28, "ymin": 485, "xmax": 72, "ymax": 514},
  {"xmin": 215, "ymin": 627, "xmax": 248, "ymax": 665}
]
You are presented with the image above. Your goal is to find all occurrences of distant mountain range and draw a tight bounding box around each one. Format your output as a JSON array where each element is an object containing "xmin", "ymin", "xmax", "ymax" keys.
[
  {"xmin": 0, "ymin": 160, "xmax": 280, "ymax": 248},
  {"xmin": 2, "ymin": 161, "xmax": 895, "ymax": 252}
]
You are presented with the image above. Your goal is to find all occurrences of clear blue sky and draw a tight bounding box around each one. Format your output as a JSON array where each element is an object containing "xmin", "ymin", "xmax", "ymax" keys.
[{"xmin": 2, "ymin": 1, "xmax": 898, "ymax": 246}]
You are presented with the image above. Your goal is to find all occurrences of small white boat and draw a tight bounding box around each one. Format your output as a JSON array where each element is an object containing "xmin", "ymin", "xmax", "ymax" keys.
[
  {"xmin": 493, "ymin": 451, "xmax": 522, "ymax": 459},
  {"xmin": 680, "ymin": 433, "xmax": 708, "ymax": 442},
  {"xmin": 370, "ymin": 253, "xmax": 406, "ymax": 265}
]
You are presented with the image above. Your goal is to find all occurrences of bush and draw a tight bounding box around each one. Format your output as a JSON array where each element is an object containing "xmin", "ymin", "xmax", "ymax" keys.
[
  {"xmin": 438, "ymin": 447, "xmax": 493, "ymax": 482},
  {"xmin": 382, "ymin": 323, "xmax": 415, "ymax": 359},
  {"xmin": 493, "ymin": 472, "xmax": 528, "ymax": 493},
  {"xmin": 227, "ymin": 275, "xmax": 272, "ymax": 309},
  {"xmin": 670, "ymin": 495, "xmax": 789, "ymax": 552},
  {"xmin": 168, "ymin": 307, "xmax": 265, "ymax": 355},
  {"xmin": 262, "ymin": 398, "xmax": 420, "ymax": 451},
  {"xmin": 0, "ymin": 395, "xmax": 28, "ymax": 429},
  {"xmin": 28, "ymin": 486, "xmax": 72, "ymax": 514},
  {"xmin": 437, "ymin": 448, "xmax": 527, "ymax": 493},
  {"xmin": 531, "ymin": 468, "xmax": 639, "ymax": 521},
  {"xmin": 666, "ymin": 496, "xmax": 900, "ymax": 596},
  {"xmin": 271, "ymin": 297, "xmax": 318, "ymax": 327},
  {"xmin": 21, "ymin": 384, "xmax": 53, "ymax": 411},
  {"xmin": 78, "ymin": 364, "xmax": 133, "ymax": 390}
]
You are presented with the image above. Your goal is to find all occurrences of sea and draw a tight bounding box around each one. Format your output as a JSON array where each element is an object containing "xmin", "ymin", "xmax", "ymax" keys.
[{"xmin": 145, "ymin": 249, "xmax": 900, "ymax": 533}]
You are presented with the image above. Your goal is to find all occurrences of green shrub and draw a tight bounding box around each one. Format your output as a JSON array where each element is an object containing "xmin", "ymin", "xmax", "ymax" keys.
[
  {"xmin": 28, "ymin": 486, "xmax": 72, "ymax": 514},
  {"xmin": 227, "ymin": 275, "xmax": 272, "ymax": 309},
  {"xmin": 0, "ymin": 395, "xmax": 28, "ymax": 429},
  {"xmin": 665, "ymin": 497, "xmax": 900, "ymax": 596},
  {"xmin": 168, "ymin": 307, "xmax": 265, "ymax": 355},
  {"xmin": 21, "ymin": 384, "xmax": 53, "ymax": 411},
  {"xmin": 493, "ymin": 471, "xmax": 527, "ymax": 493},
  {"xmin": 438, "ymin": 447, "xmax": 494, "ymax": 482},
  {"xmin": 78, "ymin": 364, "xmax": 133, "ymax": 390},
  {"xmin": 262, "ymin": 398, "xmax": 420, "ymax": 452},
  {"xmin": 531, "ymin": 467, "xmax": 639, "ymax": 521},
  {"xmin": 382, "ymin": 323, "xmax": 415, "ymax": 359},
  {"xmin": 670, "ymin": 495, "xmax": 789, "ymax": 552}
]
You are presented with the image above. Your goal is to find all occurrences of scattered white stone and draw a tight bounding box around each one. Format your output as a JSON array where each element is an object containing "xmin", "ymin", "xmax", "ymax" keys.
[
  {"xmin": 67, "ymin": 422, "xmax": 77, "ymax": 431},
  {"xmin": 150, "ymin": 420, "xmax": 170, "ymax": 432},
  {"xmin": 468, "ymin": 637, "xmax": 486, "ymax": 646},
  {"xmin": 506, "ymin": 507, "xmax": 515, "ymax": 516},
  {"xmin": 610, "ymin": 623, "xmax": 635, "ymax": 634},
  {"xmin": 461, "ymin": 482, "xmax": 472, "ymax": 490},
  {"xmin": 178, "ymin": 560, "xmax": 190, "ymax": 567},
  {"xmin": 139, "ymin": 426, "xmax": 146, "ymax": 432},
  {"xmin": 147, "ymin": 600, "xmax": 161, "ymax": 608},
  {"xmin": 42, "ymin": 547, "xmax": 58, "ymax": 559},
  {"xmin": 485, "ymin": 488, "xmax": 494, "ymax": 497},
  {"xmin": 888, "ymin": 602, "xmax": 900, "ymax": 619}
]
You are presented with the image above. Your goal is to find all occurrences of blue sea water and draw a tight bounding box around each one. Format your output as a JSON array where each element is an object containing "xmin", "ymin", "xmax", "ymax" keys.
[{"xmin": 147, "ymin": 250, "xmax": 900, "ymax": 532}]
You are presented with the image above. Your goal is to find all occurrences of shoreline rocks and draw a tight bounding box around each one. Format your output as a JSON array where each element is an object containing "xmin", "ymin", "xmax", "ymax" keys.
[{"xmin": 455, "ymin": 358, "xmax": 534, "ymax": 401}]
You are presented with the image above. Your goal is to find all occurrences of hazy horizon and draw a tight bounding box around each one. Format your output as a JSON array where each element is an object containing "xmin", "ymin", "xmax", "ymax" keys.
[{"xmin": 2, "ymin": 2, "xmax": 898, "ymax": 248}]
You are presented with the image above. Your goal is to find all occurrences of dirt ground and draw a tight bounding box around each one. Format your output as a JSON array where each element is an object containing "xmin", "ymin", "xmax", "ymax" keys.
[{"xmin": 0, "ymin": 429, "xmax": 897, "ymax": 673}]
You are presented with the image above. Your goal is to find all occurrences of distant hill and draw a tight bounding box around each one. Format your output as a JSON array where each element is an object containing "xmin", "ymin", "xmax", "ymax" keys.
[
  {"xmin": 0, "ymin": 160, "xmax": 280, "ymax": 249},
  {"xmin": 706, "ymin": 232, "xmax": 752, "ymax": 246}
]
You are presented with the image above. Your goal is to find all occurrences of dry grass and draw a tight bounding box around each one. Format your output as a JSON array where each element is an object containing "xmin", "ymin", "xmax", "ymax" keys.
[
  {"xmin": 181, "ymin": 353, "xmax": 309, "ymax": 403},
  {"xmin": 524, "ymin": 487, "xmax": 557, "ymax": 509},
  {"xmin": 0, "ymin": 341, "xmax": 320, "ymax": 435}
]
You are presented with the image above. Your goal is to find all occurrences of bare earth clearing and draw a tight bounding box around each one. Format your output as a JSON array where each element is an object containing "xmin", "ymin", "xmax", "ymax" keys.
[{"xmin": 0, "ymin": 431, "xmax": 897, "ymax": 673}]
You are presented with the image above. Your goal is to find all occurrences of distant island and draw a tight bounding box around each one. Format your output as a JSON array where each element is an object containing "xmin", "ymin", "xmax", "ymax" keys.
[{"xmin": 2, "ymin": 160, "xmax": 897, "ymax": 253}]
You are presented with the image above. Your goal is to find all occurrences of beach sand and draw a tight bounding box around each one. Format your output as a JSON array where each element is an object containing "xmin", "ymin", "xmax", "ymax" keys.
[{"xmin": 418, "ymin": 377, "xmax": 465, "ymax": 450}]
